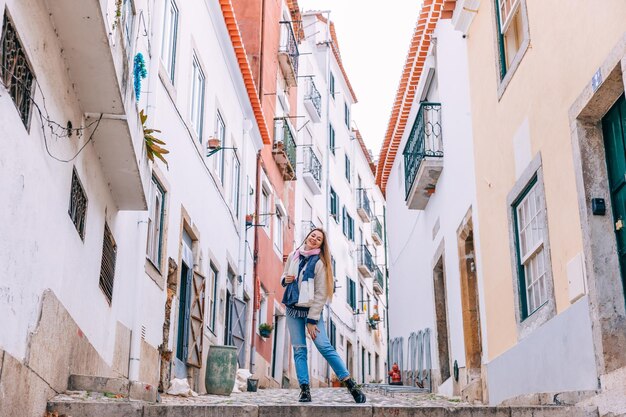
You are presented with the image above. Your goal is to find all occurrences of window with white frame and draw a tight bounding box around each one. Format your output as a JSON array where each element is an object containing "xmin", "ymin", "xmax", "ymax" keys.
[
  {"xmin": 344, "ymin": 102, "xmax": 350, "ymax": 128},
  {"xmin": 274, "ymin": 204, "xmax": 284, "ymax": 253},
  {"xmin": 213, "ymin": 111, "xmax": 226, "ymax": 181},
  {"xmin": 513, "ymin": 177, "xmax": 548, "ymax": 318},
  {"xmin": 495, "ymin": 0, "xmax": 528, "ymax": 79},
  {"xmin": 161, "ymin": 0, "xmax": 178, "ymax": 83},
  {"xmin": 207, "ymin": 264, "xmax": 218, "ymax": 332},
  {"xmin": 330, "ymin": 72, "xmax": 335, "ymax": 99},
  {"xmin": 190, "ymin": 55, "xmax": 205, "ymax": 141},
  {"xmin": 345, "ymin": 155, "xmax": 351, "ymax": 183},
  {"xmin": 230, "ymin": 153, "xmax": 240, "ymax": 216},
  {"xmin": 147, "ymin": 176, "xmax": 165, "ymax": 268},
  {"xmin": 122, "ymin": 0, "xmax": 135, "ymax": 49},
  {"xmin": 257, "ymin": 287, "xmax": 268, "ymax": 334},
  {"xmin": 261, "ymin": 186, "xmax": 270, "ymax": 230}
]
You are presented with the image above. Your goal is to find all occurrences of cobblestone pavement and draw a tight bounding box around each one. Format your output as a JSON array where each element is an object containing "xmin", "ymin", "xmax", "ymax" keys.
[{"xmin": 53, "ymin": 387, "xmax": 468, "ymax": 408}]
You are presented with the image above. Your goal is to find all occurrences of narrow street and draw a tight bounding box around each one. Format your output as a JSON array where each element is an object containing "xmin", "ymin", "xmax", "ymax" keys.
[{"xmin": 47, "ymin": 388, "xmax": 596, "ymax": 417}]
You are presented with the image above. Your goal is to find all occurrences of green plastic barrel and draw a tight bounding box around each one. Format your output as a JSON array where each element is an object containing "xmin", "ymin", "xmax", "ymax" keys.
[{"xmin": 205, "ymin": 345, "xmax": 238, "ymax": 395}]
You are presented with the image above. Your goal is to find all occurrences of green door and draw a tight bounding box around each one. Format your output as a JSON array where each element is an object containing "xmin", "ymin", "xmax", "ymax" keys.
[{"xmin": 601, "ymin": 94, "xmax": 626, "ymax": 297}]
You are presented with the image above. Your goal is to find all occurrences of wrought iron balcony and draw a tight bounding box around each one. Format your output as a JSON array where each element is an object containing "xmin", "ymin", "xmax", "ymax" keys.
[
  {"xmin": 278, "ymin": 21, "xmax": 299, "ymax": 87},
  {"xmin": 371, "ymin": 216, "xmax": 383, "ymax": 246},
  {"xmin": 373, "ymin": 265, "xmax": 384, "ymax": 295},
  {"xmin": 357, "ymin": 245, "xmax": 374, "ymax": 278},
  {"xmin": 304, "ymin": 77, "xmax": 322, "ymax": 122},
  {"xmin": 403, "ymin": 102, "xmax": 443, "ymax": 210},
  {"xmin": 303, "ymin": 147, "xmax": 322, "ymax": 195},
  {"xmin": 273, "ymin": 118, "xmax": 297, "ymax": 180},
  {"xmin": 357, "ymin": 189, "xmax": 372, "ymax": 223}
]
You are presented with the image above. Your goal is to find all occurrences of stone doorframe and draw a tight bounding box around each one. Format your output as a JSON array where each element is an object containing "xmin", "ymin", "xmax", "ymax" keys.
[
  {"xmin": 569, "ymin": 34, "xmax": 626, "ymax": 377},
  {"xmin": 456, "ymin": 208, "xmax": 483, "ymax": 402}
]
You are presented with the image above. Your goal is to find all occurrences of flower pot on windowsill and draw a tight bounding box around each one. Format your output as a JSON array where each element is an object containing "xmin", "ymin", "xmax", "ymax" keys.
[
  {"xmin": 208, "ymin": 138, "xmax": 221, "ymax": 150},
  {"xmin": 245, "ymin": 214, "xmax": 254, "ymax": 227},
  {"xmin": 259, "ymin": 323, "xmax": 274, "ymax": 338}
]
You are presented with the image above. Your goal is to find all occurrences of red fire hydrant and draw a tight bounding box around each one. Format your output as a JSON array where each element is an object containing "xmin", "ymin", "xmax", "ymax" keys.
[{"xmin": 388, "ymin": 362, "xmax": 402, "ymax": 385}]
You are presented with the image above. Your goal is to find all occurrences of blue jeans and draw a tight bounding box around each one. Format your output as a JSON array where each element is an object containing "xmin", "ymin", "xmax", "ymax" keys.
[{"xmin": 286, "ymin": 314, "xmax": 350, "ymax": 385}]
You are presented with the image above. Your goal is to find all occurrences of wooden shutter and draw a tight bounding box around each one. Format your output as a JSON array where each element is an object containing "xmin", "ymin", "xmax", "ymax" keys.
[{"xmin": 187, "ymin": 270, "xmax": 206, "ymax": 368}]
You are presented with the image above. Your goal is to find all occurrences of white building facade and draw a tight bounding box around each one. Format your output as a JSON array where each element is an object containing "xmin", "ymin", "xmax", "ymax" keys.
[
  {"xmin": 0, "ymin": 0, "xmax": 264, "ymax": 412},
  {"xmin": 380, "ymin": 13, "xmax": 486, "ymax": 400},
  {"xmin": 294, "ymin": 12, "xmax": 388, "ymax": 386}
]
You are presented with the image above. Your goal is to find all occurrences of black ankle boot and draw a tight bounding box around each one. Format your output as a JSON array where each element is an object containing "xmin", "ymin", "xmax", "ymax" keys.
[
  {"xmin": 343, "ymin": 378, "xmax": 366, "ymax": 403},
  {"xmin": 298, "ymin": 384, "xmax": 311, "ymax": 402}
]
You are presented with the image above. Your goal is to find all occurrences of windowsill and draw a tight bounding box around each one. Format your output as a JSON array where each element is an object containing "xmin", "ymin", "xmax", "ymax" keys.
[
  {"xmin": 145, "ymin": 258, "xmax": 165, "ymax": 290},
  {"xmin": 159, "ymin": 63, "xmax": 177, "ymax": 103},
  {"xmin": 496, "ymin": 36, "xmax": 530, "ymax": 100}
]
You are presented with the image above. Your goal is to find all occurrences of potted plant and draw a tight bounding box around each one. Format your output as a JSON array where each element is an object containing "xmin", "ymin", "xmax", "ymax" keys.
[
  {"xmin": 207, "ymin": 137, "xmax": 221, "ymax": 150},
  {"xmin": 259, "ymin": 323, "xmax": 274, "ymax": 338},
  {"xmin": 245, "ymin": 214, "xmax": 254, "ymax": 227},
  {"xmin": 330, "ymin": 374, "xmax": 342, "ymax": 388}
]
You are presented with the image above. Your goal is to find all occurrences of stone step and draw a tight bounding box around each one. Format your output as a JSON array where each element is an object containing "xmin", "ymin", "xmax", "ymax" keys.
[{"xmin": 47, "ymin": 400, "xmax": 598, "ymax": 417}]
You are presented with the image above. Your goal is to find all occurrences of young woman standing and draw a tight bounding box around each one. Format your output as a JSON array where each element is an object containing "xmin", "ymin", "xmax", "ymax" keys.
[{"xmin": 281, "ymin": 228, "xmax": 366, "ymax": 403}]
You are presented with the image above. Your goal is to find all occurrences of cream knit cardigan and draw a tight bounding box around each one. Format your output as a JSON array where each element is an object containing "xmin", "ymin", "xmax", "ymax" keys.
[{"xmin": 281, "ymin": 251, "xmax": 329, "ymax": 323}]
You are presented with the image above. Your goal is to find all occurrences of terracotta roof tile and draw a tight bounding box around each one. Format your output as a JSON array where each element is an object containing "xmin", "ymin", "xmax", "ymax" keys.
[{"xmin": 375, "ymin": 0, "xmax": 444, "ymax": 194}]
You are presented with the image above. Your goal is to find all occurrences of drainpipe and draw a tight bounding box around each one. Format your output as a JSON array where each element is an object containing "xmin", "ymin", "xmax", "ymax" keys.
[
  {"xmin": 249, "ymin": 151, "xmax": 262, "ymax": 373},
  {"xmin": 383, "ymin": 205, "xmax": 391, "ymax": 373}
]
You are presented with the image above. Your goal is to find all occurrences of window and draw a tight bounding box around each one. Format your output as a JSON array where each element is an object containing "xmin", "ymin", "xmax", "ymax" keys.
[
  {"xmin": 122, "ymin": 0, "xmax": 135, "ymax": 49},
  {"xmin": 214, "ymin": 111, "xmax": 226, "ymax": 181},
  {"xmin": 161, "ymin": 0, "xmax": 178, "ymax": 82},
  {"xmin": 330, "ymin": 187, "xmax": 339, "ymax": 222},
  {"xmin": 99, "ymin": 222, "xmax": 117, "ymax": 305},
  {"xmin": 231, "ymin": 154, "xmax": 241, "ymax": 216},
  {"xmin": 513, "ymin": 177, "xmax": 548, "ymax": 318},
  {"xmin": 1, "ymin": 13, "xmax": 35, "ymax": 128},
  {"xmin": 257, "ymin": 288, "xmax": 268, "ymax": 334},
  {"xmin": 274, "ymin": 208, "xmax": 284, "ymax": 253},
  {"xmin": 329, "ymin": 72, "xmax": 335, "ymax": 99},
  {"xmin": 345, "ymin": 155, "xmax": 351, "ymax": 183},
  {"xmin": 346, "ymin": 277, "xmax": 356, "ymax": 310},
  {"xmin": 329, "ymin": 124, "xmax": 336, "ymax": 155},
  {"xmin": 368, "ymin": 352, "xmax": 372, "ymax": 375},
  {"xmin": 261, "ymin": 187, "xmax": 270, "ymax": 229},
  {"xmin": 331, "ymin": 256, "xmax": 336, "ymax": 277},
  {"xmin": 342, "ymin": 207, "xmax": 354, "ymax": 241},
  {"xmin": 330, "ymin": 319, "xmax": 337, "ymax": 348},
  {"xmin": 344, "ymin": 102, "xmax": 350, "ymax": 128},
  {"xmin": 190, "ymin": 55, "xmax": 205, "ymax": 140},
  {"xmin": 207, "ymin": 264, "xmax": 218, "ymax": 331},
  {"xmin": 147, "ymin": 176, "xmax": 165, "ymax": 267},
  {"xmin": 495, "ymin": 0, "xmax": 528, "ymax": 79},
  {"xmin": 68, "ymin": 169, "xmax": 88, "ymax": 240}
]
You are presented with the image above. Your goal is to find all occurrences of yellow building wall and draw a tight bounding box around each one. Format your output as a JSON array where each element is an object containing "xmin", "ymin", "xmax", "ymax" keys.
[{"xmin": 466, "ymin": 0, "xmax": 626, "ymax": 360}]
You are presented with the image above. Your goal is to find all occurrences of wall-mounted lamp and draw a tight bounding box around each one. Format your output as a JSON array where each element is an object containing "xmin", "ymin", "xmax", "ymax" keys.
[{"xmin": 206, "ymin": 137, "xmax": 237, "ymax": 157}]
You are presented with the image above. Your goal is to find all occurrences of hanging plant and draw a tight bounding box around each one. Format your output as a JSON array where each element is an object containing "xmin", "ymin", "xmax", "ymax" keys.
[
  {"xmin": 113, "ymin": 0, "xmax": 123, "ymax": 30},
  {"xmin": 140, "ymin": 110, "xmax": 169, "ymax": 166},
  {"xmin": 133, "ymin": 53, "xmax": 147, "ymax": 102}
]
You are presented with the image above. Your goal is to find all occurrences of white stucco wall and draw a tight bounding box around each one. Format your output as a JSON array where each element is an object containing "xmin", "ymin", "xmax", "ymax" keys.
[{"xmin": 386, "ymin": 20, "xmax": 484, "ymax": 391}]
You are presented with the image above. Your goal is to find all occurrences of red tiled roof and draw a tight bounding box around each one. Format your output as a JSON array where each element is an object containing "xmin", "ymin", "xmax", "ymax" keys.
[
  {"xmin": 219, "ymin": 0, "xmax": 271, "ymax": 145},
  {"xmin": 375, "ymin": 0, "xmax": 445, "ymax": 194}
]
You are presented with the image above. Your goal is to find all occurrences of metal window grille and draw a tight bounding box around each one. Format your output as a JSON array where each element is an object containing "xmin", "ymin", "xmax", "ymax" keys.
[
  {"xmin": 99, "ymin": 222, "xmax": 117, "ymax": 304},
  {"xmin": 68, "ymin": 169, "xmax": 88, "ymax": 240},
  {"xmin": 1, "ymin": 13, "xmax": 35, "ymax": 128}
]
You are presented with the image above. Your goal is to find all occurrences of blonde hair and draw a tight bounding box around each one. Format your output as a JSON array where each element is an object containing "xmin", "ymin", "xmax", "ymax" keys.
[{"xmin": 303, "ymin": 228, "xmax": 334, "ymax": 299}]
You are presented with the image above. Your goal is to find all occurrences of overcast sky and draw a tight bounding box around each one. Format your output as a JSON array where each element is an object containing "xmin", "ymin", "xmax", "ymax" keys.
[{"xmin": 298, "ymin": 0, "xmax": 423, "ymax": 158}]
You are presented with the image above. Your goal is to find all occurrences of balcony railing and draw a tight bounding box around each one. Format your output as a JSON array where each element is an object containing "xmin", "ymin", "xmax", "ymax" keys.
[
  {"xmin": 403, "ymin": 102, "xmax": 443, "ymax": 199},
  {"xmin": 273, "ymin": 118, "xmax": 297, "ymax": 180},
  {"xmin": 372, "ymin": 216, "xmax": 383, "ymax": 245},
  {"xmin": 357, "ymin": 245, "xmax": 374, "ymax": 277},
  {"xmin": 374, "ymin": 265, "xmax": 384, "ymax": 295},
  {"xmin": 357, "ymin": 189, "xmax": 372, "ymax": 222},
  {"xmin": 304, "ymin": 77, "xmax": 322, "ymax": 121},
  {"xmin": 303, "ymin": 147, "xmax": 322, "ymax": 194},
  {"xmin": 278, "ymin": 21, "xmax": 299, "ymax": 87}
]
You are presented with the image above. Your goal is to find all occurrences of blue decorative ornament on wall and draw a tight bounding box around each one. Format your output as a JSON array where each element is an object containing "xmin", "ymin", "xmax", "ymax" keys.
[{"xmin": 133, "ymin": 53, "xmax": 147, "ymax": 101}]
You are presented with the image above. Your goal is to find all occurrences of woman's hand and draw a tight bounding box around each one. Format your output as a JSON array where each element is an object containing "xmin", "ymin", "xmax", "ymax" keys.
[
  {"xmin": 284, "ymin": 275, "xmax": 295, "ymax": 284},
  {"xmin": 307, "ymin": 323, "xmax": 320, "ymax": 341}
]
